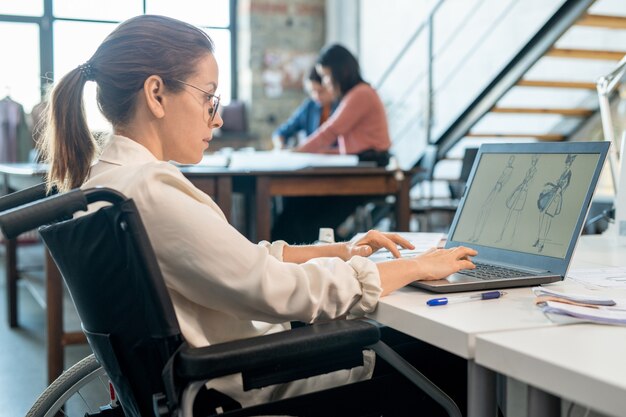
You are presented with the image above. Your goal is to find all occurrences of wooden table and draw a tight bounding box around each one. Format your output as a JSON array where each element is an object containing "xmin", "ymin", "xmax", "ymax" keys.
[
  {"xmin": 230, "ymin": 166, "xmax": 412, "ymax": 241},
  {"xmin": 0, "ymin": 164, "xmax": 72, "ymax": 386},
  {"xmin": 0, "ymin": 163, "xmax": 47, "ymax": 331},
  {"xmin": 1, "ymin": 163, "xmax": 413, "ymax": 383},
  {"xmin": 184, "ymin": 165, "xmax": 414, "ymax": 241}
]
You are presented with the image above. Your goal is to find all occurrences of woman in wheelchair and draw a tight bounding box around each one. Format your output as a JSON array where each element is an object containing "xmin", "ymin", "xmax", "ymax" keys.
[{"xmin": 38, "ymin": 14, "xmax": 476, "ymax": 412}]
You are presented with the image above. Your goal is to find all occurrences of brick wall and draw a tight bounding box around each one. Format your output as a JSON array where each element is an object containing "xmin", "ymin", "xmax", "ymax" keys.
[{"xmin": 238, "ymin": 0, "xmax": 326, "ymax": 149}]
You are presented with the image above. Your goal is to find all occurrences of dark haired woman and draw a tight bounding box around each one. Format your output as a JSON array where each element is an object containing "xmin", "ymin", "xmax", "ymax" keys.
[
  {"xmin": 40, "ymin": 15, "xmax": 475, "ymax": 408},
  {"xmin": 272, "ymin": 44, "xmax": 393, "ymax": 243},
  {"xmin": 272, "ymin": 66, "xmax": 337, "ymax": 149},
  {"xmin": 296, "ymin": 44, "xmax": 391, "ymax": 167}
]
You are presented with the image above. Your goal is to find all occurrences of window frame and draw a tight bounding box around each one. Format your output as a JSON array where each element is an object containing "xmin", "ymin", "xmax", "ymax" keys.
[{"xmin": 0, "ymin": 0, "xmax": 238, "ymax": 102}]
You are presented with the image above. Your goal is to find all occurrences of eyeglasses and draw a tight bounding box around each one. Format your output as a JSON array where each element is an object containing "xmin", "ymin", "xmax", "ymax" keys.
[{"xmin": 170, "ymin": 79, "xmax": 220, "ymax": 122}]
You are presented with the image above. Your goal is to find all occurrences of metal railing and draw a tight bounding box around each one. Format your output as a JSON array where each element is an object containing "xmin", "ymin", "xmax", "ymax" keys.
[{"xmin": 373, "ymin": 0, "xmax": 593, "ymax": 169}]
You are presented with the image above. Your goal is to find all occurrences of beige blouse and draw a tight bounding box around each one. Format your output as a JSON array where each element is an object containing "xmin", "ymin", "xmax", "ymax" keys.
[{"xmin": 83, "ymin": 135, "xmax": 382, "ymax": 405}]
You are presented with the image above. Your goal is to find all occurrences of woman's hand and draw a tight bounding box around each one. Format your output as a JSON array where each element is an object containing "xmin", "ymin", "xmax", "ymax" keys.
[
  {"xmin": 377, "ymin": 246, "xmax": 478, "ymax": 296},
  {"xmin": 344, "ymin": 230, "xmax": 415, "ymax": 259},
  {"xmin": 411, "ymin": 246, "xmax": 477, "ymax": 281}
]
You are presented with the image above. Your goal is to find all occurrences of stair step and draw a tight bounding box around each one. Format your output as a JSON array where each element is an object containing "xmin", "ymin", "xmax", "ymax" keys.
[
  {"xmin": 546, "ymin": 48, "xmax": 626, "ymax": 61},
  {"xmin": 466, "ymin": 133, "xmax": 565, "ymax": 141},
  {"xmin": 577, "ymin": 13, "xmax": 626, "ymax": 30},
  {"xmin": 517, "ymin": 79, "xmax": 596, "ymax": 89},
  {"xmin": 491, "ymin": 107, "xmax": 593, "ymax": 117}
]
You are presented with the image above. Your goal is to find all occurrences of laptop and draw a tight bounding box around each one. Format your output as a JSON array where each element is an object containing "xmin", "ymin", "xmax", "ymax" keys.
[{"xmin": 411, "ymin": 141, "xmax": 610, "ymax": 293}]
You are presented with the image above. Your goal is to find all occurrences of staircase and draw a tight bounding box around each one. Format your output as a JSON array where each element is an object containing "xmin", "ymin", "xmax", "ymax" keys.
[
  {"xmin": 459, "ymin": 8, "xmax": 626, "ymax": 152},
  {"xmin": 438, "ymin": 1, "xmax": 626, "ymax": 160},
  {"xmin": 374, "ymin": 0, "xmax": 626, "ymax": 194},
  {"xmin": 366, "ymin": 0, "xmax": 626, "ymax": 232}
]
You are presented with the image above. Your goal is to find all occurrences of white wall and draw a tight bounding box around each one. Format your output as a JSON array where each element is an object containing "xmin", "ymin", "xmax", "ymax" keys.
[
  {"xmin": 325, "ymin": 0, "xmax": 360, "ymax": 52},
  {"xmin": 326, "ymin": 0, "xmax": 626, "ymax": 176},
  {"xmin": 327, "ymin": 0, "xmax": 571, "ymax": 169}
]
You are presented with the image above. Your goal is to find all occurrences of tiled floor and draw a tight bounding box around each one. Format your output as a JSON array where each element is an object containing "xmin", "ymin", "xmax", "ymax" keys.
[{"xmin": 0, "ymin": 243, "xmax": 90, "ymax": 417}]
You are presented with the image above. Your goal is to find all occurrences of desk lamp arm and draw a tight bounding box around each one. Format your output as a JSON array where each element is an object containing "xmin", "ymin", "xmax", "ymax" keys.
[{"xmin": 597, "ymin": 54, "xmax": 626, "ymax": 192}]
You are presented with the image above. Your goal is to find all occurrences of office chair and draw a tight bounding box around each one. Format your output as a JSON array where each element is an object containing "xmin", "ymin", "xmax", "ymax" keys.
[
  {"xmin": 448, "ymin": 148, "xmax": 478, "ymax": 201},
  {"xmin": 0, "ymin": 186, "xmax": 462, "ymax": 417},
  {"xmin": 410, "ymin": 145, "xmax": 441, "ymax": 231},
  {"xmin": 411, "ymin": 147, "xmax": 477, "ymax": 232}
]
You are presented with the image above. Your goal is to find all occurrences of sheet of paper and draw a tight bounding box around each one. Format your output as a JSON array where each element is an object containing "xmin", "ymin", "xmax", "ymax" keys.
[
  {"xmin": 351, "ymin": 232, "xmax": 445, "ymax": 262},
  {"xmin": 566, "ymin": 266, "xmax": 626, "ymax": 289},
  {"xmin": 174, "ymin": 154, "xmax": 229, "ymax": 167},
  {"xmin": 532, "ymin": 286, "xmax": 617, "ymax": 306},
  {"xmin": 198, "ymin": 153, "xmax": 230, "ymax": 167},
  {"xmin": 229, "ymin": 150, "xmax": 359, "ymax": 171},
  {"xmin": 540, "ymin": 300, "xmax": 626, "ymax": 326}
]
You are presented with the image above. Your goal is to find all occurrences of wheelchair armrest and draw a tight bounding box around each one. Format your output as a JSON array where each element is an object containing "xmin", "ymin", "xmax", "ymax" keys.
[{"xmin": 176, "ymin": 319, "xmax": 379, "ymax": 383}]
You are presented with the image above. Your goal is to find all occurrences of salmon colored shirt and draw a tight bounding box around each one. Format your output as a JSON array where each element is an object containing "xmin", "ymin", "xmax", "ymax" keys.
[{"xmin": 297, "ymin": 83, "xmax": 391, "ymax": 155}]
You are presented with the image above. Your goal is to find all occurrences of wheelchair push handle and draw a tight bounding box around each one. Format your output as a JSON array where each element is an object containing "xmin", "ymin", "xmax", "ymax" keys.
[
  {"xmin": 0, "ymin": 187, "xmax": 126, "ymax": 239},
  {"xmin": 0, "ymin": 189, "xmax": 88, "ymax": 239},
  {"xmin": 0, "ymin": 182, "xmax": 51, "ymax": 213}
]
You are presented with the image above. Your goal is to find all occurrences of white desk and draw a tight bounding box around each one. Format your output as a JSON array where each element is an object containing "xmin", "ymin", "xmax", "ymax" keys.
[
  {"xmin": 370, "ymin": 286, "xmax": 554, "ymax": 360},
  {"xmin": 369, "ymin": 284, "xmax": 575, "ymax": 416},
  {"xmin": 367, "ymin": 234, "xmax": 625, "ymax": 417},
  {"xmin": 572, "ymin": 233, "xmax": 626, "ymax": 267},
  {"xmin": 476, "ymin": 324, "xmax": 626, "ymax": 417},
  {"xmin": 470, "ymin": 235, "xmax": 626, "ymax": 417}
]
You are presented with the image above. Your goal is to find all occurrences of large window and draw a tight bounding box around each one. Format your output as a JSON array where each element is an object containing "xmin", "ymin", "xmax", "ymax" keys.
[
  {"xmin": 0, "ymin": 0, "xmax": 235, "ymax": 129},
  {"xmin": 0, "ymin": 22, "xmax": 40, "ymax": 110},
  {"xmin": 146, "ymin": 0, "xmax": 230, "ymax": 27},
  {"xmin": 53, "ymin": 20, "xmax": 118, "ymax": 130},
  {"xmin": 0, "ymin": 1, "xmax": 43, "ymax": 17},
  {"xmin": 53, "ymin": 0, "xmax": 142, "ymax": 21}
]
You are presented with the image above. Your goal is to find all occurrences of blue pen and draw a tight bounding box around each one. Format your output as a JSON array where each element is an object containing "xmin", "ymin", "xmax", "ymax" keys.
[{"xmin": 426, "ymin": 291, "xmax": 506, "ymax": 306}]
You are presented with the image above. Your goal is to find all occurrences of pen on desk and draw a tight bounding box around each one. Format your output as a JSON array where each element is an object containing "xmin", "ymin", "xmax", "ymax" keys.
[{"xmin": 426, "ymin": 291, "xmax": 506, "ymax": 307}]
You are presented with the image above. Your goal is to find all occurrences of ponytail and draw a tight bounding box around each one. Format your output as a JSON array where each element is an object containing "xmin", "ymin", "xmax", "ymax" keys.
[
  {"xmin": 39, "ymin": 15, "xmax": 214, "ymax": 192},
  {"xmin": 39, "ymin": 66, "xmax": 98, "ymax": 192}
]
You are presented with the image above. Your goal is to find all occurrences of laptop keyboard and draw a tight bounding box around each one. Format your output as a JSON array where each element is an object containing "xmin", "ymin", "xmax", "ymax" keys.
[{"xmin": 458, "ymin": 262, "xmax": 531, "ymax": 280}]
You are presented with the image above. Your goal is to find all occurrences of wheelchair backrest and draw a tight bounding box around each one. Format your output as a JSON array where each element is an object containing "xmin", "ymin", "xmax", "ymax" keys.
[{"xmin": 29, "ymin": 192, "xmax": 182, "ymax": 417}]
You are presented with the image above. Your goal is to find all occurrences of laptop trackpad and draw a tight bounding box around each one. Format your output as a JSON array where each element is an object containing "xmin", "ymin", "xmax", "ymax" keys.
[{"xmin": 417, "ymin": 273, "xmax": 478, "ymax": 287}]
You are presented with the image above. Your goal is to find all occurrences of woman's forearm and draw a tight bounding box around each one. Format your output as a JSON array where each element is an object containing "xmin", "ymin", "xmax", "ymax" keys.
[
  {"xmin": 376, "ymin": 259, "xmax": 424, "ymax": 296},
  {"xmin": 376, "ymin": 247, "xmax": 478, "ymax": 296},
  {"xmin": 282, "ymin": 243, "xmax": 349, "ymax": 263}
]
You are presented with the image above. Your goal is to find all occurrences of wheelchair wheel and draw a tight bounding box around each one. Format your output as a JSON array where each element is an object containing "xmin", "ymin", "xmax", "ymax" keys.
[{"xmin": 26, "ymin": 354, "xmax": 116, "ymax": 417}]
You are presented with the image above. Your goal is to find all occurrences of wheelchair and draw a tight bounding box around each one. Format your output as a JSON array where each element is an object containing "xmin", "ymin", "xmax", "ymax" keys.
[{"xmin": 0, "ymin": 184, "xmax": 462, "ymax": 417}]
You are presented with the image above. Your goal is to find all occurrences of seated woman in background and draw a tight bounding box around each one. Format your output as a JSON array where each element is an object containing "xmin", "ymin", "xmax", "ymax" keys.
[
  {"xmin": 272, "ymin": 66, "xmax": 337, "ymax": 149},
  {"xmin": 295, "ymin": 44, "xmax": 391, "ymax": 167},
  {"xmin": 272, "ymin": 44, "xmax": 393, "ymax": 243},
  {"xmin": 41, "ymin": 15, "xmax": 475, "ymax": 410}
]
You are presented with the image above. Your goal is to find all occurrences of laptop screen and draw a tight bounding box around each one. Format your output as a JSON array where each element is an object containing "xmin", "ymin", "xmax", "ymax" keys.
[{"xmin": 450, "ymin": 152, "xmax": 601, "ymax": 259}]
